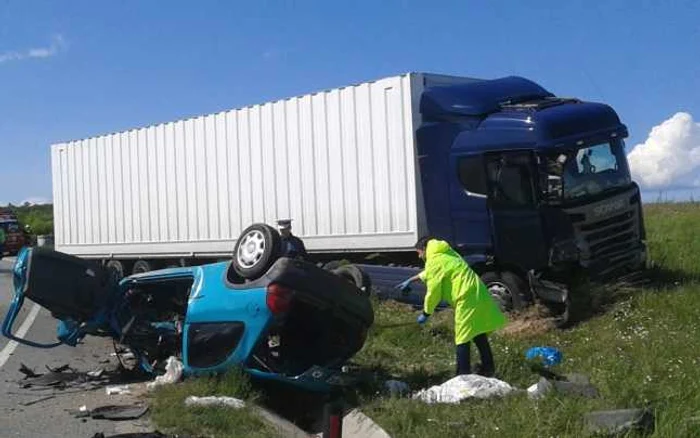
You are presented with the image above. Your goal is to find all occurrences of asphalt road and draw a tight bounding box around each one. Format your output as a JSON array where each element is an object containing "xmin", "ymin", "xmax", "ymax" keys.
[{"xmin": 0, "ymin": 257, "xmax": 153, "ymax": 438}]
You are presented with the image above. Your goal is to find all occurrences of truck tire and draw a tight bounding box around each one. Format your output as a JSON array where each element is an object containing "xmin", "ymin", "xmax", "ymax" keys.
[
  {"xmin": 232, "ymin": 223, "xmax": 282, "ymax": 280},
  {"xmin": 132, "ymin": 260, "xmax": 153, "ymax": 275},
  {"xmin": 332, "ymin": 265, "xmax": 372, "ymax": 298},
  {"xmin": 322, "ymin": 260, "xmax": 349, "ymax": 271},
  {"xmin": 481, "ymin": 271, "xmax": 530, "ymax": 312},
  {"xmin": 106, "ymin": 260, "xmax": 126, "ymax": 284}
]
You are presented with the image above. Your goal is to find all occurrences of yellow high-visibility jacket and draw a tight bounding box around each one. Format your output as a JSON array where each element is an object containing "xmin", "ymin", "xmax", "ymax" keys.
[{"xmin": 419, "ymin": 239, "xmax": 507, "ymax": 344}]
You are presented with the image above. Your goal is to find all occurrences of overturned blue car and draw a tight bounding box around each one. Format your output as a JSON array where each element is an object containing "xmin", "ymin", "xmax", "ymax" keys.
[{"xmin": 2, "ymin": 224, "xmax": 374, "ymax": 392}]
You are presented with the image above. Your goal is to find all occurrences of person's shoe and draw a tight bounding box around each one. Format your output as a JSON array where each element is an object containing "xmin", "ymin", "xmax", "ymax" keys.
[{"xmin": 474, "ymin": 363, "xmax": 495, "ymax": 377}]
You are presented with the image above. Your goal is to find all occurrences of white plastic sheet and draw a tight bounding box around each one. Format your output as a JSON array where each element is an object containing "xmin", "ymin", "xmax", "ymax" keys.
[
  {"xmin": 146, "ymin": 356, "xmax": 184, "ymax": 390},
  {"xmin": 413, "ymin": 374, "xmax": 516, "ymax": 404},
  {"xmin": 185, "ymin": 396, "xmax": 246, "ymax": 409}
]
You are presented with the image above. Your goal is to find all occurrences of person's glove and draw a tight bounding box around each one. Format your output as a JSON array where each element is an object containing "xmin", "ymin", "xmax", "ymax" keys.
[
  {"xmin": 417, "ymin": 312, "xmax": 429, "ymax": 325},
  {"xmin": 395, "ymin": 279, "xmax": 412, "ymax": 292}
]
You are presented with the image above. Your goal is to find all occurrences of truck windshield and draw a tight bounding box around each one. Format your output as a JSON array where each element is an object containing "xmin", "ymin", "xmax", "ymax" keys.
[{"xmin": 542, "ymin": 140, "xmax": 632, "ymax": 202}]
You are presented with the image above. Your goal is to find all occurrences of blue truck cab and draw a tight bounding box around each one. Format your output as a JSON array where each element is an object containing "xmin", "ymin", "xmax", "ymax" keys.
[{"xmin": 415, "ymin": 76, "xmax": 646, "ymax": 315}]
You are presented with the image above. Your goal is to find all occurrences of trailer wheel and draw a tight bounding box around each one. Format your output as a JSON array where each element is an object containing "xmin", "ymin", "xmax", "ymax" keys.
[
  {"xmin": 332, "ymin": 265, "xmax": 372, "ymax": 298},
  {"xmin": 132, "ymin": 260, "xmax": 153, "ymax": 275},
  {"xmin": 106, "ymin": 260, "xmax": 126, "ymax": 284},
  {"xmin": 481, "ymin": 271, "xmax": 530, "ymax": 312},
  {"xmin": 232, "ymin": 223, "xmax": 282, "ymax": 280}
]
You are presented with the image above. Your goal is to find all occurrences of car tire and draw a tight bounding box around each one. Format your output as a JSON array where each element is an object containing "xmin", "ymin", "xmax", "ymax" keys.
[
  {"xmin": 233, "ymin": 223, "xmax": 282, "ymax": 280},
  {"xmin": 481, "ymin": 271, "xmax": 530, "ymax": 312},
  {"xmin": 132, "ymin": 260, "xmax": 153, "ymax": 275},
  {"xmin": 332, "ymin": 265, "xmax": 372, "ymax": 298},
  {"xmin": 106, "ymin": 260, "xmax": 126, "ymax": 284}
]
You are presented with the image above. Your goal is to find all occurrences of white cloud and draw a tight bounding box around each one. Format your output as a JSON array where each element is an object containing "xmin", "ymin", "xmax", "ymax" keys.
[
  {"xmin": 21, "ymin": 197, "xmax": 51, "ymax": 206},
  {"xmin": 0, "ymin": 34, "xmax": 66, "ymax": 64},
  {"xmin": 627, "ymin": 112, "xmax": 700, "ymax": 189}
]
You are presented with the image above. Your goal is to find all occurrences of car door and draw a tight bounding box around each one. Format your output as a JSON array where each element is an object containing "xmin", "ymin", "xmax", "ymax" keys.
[{"xmin": 485, "ymin": 151, "xmax": 548, "ymax": 270}]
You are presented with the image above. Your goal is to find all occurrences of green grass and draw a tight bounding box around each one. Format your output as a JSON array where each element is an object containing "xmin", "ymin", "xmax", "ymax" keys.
[
  {"xmin": 149, "ymin": 369, "xmax": 278, "ymax": 438},
  {"xmin": 151, "ymin": 203, "xmax": 700, "ymax": 437},
  {"xmin": 358, "ymin": 203, "xmax": 700, "ymax": 437}
]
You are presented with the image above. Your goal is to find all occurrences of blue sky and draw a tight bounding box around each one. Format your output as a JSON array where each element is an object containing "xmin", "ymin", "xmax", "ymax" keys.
[{"xmin": 1, "ymin": 1, "xmax": 698, "ymax": 204}]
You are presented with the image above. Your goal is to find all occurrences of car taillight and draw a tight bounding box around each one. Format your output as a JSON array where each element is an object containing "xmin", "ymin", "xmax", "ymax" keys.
[{"xmin": 266, "ymin": 283, "xmax": 293, "ymax": 314}]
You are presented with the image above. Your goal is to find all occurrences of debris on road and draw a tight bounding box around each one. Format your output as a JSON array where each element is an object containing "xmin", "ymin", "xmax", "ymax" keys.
[
  {"xmin": 413, "ymin": 374, "xmax": 516, "ymax": 404},
  {"xmin": 19, "ymin": 363, "xmax": 40, "ymax": 378},
  {"xmin": 184, "ymin": 396, "xmax": 246, "ymax": 409},
  {"xmin": 146, "ymin": 356, "xmax": 183, "ymax": 390},
  {"xmin": 584, "ymin": 408, "xmax": 654, "ymax": 436},
  {"xmin": 87, "ymin": 368, "xmax": 105, "ymax": 379},
  {"xmin": 46, "ymin": 363, "xmax": 71, "ymax": 373},
  {"xmin": 19, "ymin": 395, "xmax": 56, "ymax": 406},
  {"xmin": 106, "ymin": 385, "xmax": 132, "ymax": 396},
  {"xmin": 71, "ymin": 404, "xmax": 149, "ymax": 421}
]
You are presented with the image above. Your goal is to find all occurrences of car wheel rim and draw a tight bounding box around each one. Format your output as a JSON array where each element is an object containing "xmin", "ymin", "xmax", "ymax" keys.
[
  {"xmin": 237, "ymin": 230, "xmax": 266, "ymax": 268},
  {"xmin": 488, "ymin": 281, "xmax": 513, "ymax": 311}
]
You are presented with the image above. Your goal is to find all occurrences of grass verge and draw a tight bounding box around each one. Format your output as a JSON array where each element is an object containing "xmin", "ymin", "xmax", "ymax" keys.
[{"xmin": 150, "ymin": 369, "xmax": 278, "ymax": 438}]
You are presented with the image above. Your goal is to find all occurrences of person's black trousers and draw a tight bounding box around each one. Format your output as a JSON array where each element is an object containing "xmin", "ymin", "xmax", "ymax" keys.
[{"xmin": 456, "ymin": 333, "xmax": 495, "ymax": 376}]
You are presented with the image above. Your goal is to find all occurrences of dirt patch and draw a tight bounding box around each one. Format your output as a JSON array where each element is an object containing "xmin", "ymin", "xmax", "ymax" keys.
[{"xmin": 500, "ymin": 305, "xmax": 556, "ymax": 338}]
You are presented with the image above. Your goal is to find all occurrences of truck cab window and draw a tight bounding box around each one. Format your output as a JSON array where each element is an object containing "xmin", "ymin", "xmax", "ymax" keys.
[
  {"xmin": 487, "ymin": 154, "xmax": 536, "ymax": 207},
  {"xmin": 457, "ymin": 156, "xmax": 487, "ymax": 196}
]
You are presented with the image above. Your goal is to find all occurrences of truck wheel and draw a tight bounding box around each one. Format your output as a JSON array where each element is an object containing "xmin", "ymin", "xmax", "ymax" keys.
[
  {"xmin": 106, "ymin": 260, "xmax": 126, "ymax": 284},
  {"xmin": 322, "ymin": 260, "xmax": 349, "ymax": 271},
  {"xmin": 132, "ymin": 260, "xmax": 153, "ymax": 275},
  {"xmin": 233, "ymin": 223, "xmax": 281, "ymax": 280},
  {"xmin": 481, "ymin": 271, "xmax": 530, "ymax": 312},
  {"xmin": 332, "ymin": 265, "xmax": 372, "ymax": 298}
]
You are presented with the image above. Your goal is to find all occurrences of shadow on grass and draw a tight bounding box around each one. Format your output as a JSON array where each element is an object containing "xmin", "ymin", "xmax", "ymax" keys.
[{"xmin": 563, "ymin": 264, "xmax": 697, "ymax": 328}]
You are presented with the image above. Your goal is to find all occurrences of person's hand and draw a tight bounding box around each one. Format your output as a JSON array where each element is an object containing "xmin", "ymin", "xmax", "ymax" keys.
[
  {"xmin": 395, "ymin": 279, "xmax": 412, "ymax": 292},
  {"xmin": 417, "ymin": 312, "xmax": 429, "ymax": 325}
]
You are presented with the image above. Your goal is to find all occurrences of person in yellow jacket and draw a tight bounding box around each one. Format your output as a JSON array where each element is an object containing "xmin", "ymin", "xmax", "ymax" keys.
[{"xmin": 396, "ymin": 236, "xmax": 507, "ymax": 376}]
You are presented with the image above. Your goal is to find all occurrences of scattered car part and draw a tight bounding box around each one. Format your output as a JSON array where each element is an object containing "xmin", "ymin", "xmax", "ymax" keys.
[
  {"xmin": 584, "ymin": 408, "xmax": 654, "ymax": 436},
  {"xmin": 19, "ymin": 363, "xmax": 40, "ymax": 378},
  {"xmin": 20, "ymin": 395, "xmax": 56, "ymax": 406},
  {"xmin": 73, "ymin": 404, "xmax": 149, "ymax": 421}
]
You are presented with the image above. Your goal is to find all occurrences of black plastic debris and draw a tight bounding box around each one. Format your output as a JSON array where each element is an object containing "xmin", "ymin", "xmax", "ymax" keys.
[
  {"xmin": 72, "ymin": 404, "xmax": 149, "ymax": 421},
  {"xmin": 19, "ymin": 363, "xmax": 40, "ymax": 378},
  {"xmin": 20, "ymin": 395, "xmax": 56, "ymax": 406},
  {"xmin": 584, "ymin": 408, "xmax": 655, "ymax": 436},
  {"xmin": 46, "ymin": 363, "xmax": 71, "ymax": 373}
]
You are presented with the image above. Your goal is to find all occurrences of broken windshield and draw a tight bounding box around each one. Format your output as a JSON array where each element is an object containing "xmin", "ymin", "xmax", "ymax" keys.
[{"xmin": 542, "ymin": 140, "xmax": 632, "ymax": 203}]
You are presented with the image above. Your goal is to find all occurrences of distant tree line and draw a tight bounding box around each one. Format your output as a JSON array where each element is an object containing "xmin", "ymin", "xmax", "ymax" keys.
[{"xmin": 6, "ymin": 203, "xmax": 54, "ymax": 236}]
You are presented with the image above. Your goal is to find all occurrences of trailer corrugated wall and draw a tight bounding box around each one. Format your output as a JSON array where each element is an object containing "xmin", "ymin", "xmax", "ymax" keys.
[{"xmin": 52, "ymin": 74, "xmax": 426, "ymax": 258}]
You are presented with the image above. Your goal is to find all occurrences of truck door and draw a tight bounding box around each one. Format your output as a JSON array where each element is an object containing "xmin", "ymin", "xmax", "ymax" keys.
[{"xmin": 485, "ymin": 151, "xmax": 548, "ymax": 270}]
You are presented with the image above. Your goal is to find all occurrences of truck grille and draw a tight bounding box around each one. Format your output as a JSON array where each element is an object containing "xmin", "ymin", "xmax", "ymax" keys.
[{"xmin": 565, "ymin": 192, "xmax": 642, "ymax": 277}]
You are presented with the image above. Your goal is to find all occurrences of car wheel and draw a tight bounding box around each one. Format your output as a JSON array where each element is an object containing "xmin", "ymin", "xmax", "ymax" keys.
[
  {"xmin": 106, "ymin": 260, "xmax": 126, "ymax": 284},
  {"xmin": 233, "ymin": 223, "xmax": 282, "ymax": 279},
  {"xmin": 481, "ymin": 271, "xmax": 530, "ymax": 312},
  {"xmin": 132, "ymin": 260, "xmax": 153, "ymax": 275},
  {"xmin": 332, "ymin": 265, "xmax": 372, "ymax": 298}
]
